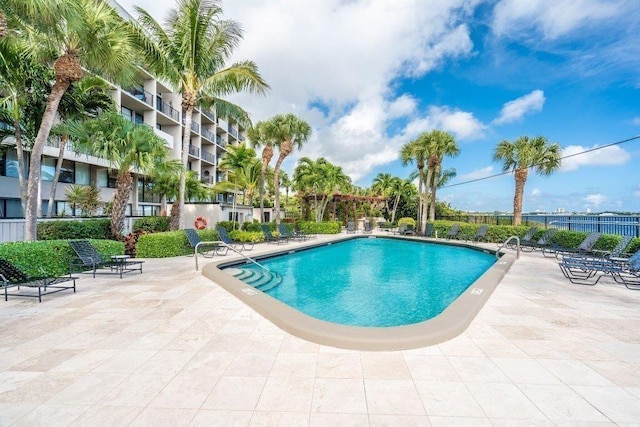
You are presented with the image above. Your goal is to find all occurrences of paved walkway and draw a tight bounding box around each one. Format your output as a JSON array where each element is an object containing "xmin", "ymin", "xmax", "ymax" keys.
[{"xmin": 1, "ymin": 234, "xmax": 639, "ymax": 426}]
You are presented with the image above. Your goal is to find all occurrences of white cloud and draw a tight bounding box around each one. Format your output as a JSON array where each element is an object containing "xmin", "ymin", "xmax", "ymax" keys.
[
  {"xmin": 117, "ymin": 0, "xmax": 480, "ymax": 183},
  {"xmin": 493, "ymin": 90, "xmax": 545, "ymax": 124},
  {"xmin": 561, "ymin": 144, "xmax": 631, "ymax": 171},
  {"xmin": 632, "ymin": 117, "xmax": 640, "ymax": 126},
  {"xmin": 457, "ymin": 166, "xmax": 494, "ymax": 182},
  {"xmin": 405, "ymin": 106, "xmax": 487, "ymax": 142},
  {"xmin": 492, "ymin": 0, "xmax": 624, "ymax": 39},
  {"xmin": 634, "ymin": 186, "xmax": 640, "ymax": 198},
  {"xmin": 530, "ymin": 188, "xmax": 542, "ymax": 197},
  {"xmin": 584, "ymin": 193, "xmax": 607, "ymax": 206}
]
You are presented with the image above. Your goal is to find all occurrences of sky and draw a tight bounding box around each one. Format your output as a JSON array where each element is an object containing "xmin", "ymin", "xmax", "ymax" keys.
[{"xmin": 117, "ymin": 0, "xmax": 640, "ymax": 214}]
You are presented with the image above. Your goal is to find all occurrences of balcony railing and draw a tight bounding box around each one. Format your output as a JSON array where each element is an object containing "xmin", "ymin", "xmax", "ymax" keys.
[
  {"xmin": 188, "ymin": 145, "xmax": 200, "ymax": 157},
  {"xmin": 202, "ymin": 109, "xmax": 215, "ymax": 121},
  {"xmin": 216, "ymin": 135, "xmax": 226, "ymax": 147},
  {"xmin": 228, "ymin": 125, "xmax": 238, "ymax": 139},
  {"xmin": 201, "ymin": 128, "xmax": 215, "ymax": 142},
  {"xmin": 182, "ymin": 117, "xmax": 200, "ymax": 133},
  {"xmin": 200, "ymin": 176, "xmax": 214, "ymax": 184},
  {"xmin": 126, "ymin": 87, "xmax": 153, "ymax": 105},
  {"xmin": 201, "ymin": 150, "xmax": 215, "ymax": 163},
  {"xmin": 156, "ymin": 99, "xmax": 179, "ymax": 121},
  {"xmin": 238, "ymin": 133, "xmax": 245, "ymax": 142}
]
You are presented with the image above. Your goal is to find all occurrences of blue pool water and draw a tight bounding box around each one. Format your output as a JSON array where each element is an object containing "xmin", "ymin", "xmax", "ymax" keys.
[{"xmin": 226, "ymin": 237, "xmax": 495, "ymax": 327}]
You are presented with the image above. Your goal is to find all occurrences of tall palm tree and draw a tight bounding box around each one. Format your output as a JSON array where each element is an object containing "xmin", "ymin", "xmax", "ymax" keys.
[
  {"xmin": 248, "ymin": 121, "xmax": 276, "ymax": 222},
  {"xmin": 425, "ymin": 130, "xmax": 459, "ymax": 223},
  {"xmin": 153, "ymin": 169, "xmax": 210, "ymax": 223},
  {"xmin": 63, "ymin": 112, "xmax": 172, "ymax": 238},
  {"xmin": 494, "ymin": 136, "xmax": 561, "ymax": 225},
  {"xmin": 262, "ymin": 114, "xmax": 312, "ymax": 224},
  {"xmin": 294, "ymin": 157, "xmax": 350, "ymax": 222},
  {"xmin": 218, "ymin": 143, "xmax": 256, "ymax": 228},
  {"xmin": 48, "ymin": 76, "xmax": 114, "ymax": 217},
  {"xmin": 400, "ymin": 135, "xmax": 428, "ymax": 229},
  {"xmin": 131, "ymin": 0, "xmax": 269, "ymax": 231},
  {"xmin": 2, "ymin": 0, "xmax": 138, "ymax": 240},
  {"xmin": 389, "ymin": 178, "xmax": 415, "ymax": 223},
  {"xmin": 371, "ymin": 172, "xmax": 394, "ymax": 220},
  {"xmin": 280, "ymin": 171, "xmax": 292, "ymax": 206}
]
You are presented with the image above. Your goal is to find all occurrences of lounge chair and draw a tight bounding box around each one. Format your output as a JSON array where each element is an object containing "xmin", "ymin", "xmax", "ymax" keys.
[
  {"xmin": 69, "ymin": 240, "xmax": 144, "ymax": 279},
  {"xmin": 184, "ymin": 228, "xmax": 228, "ymax": 258},
  {"xmin": 421, "ymin": 223, "xmax": 434, "ymax": 238},
  {"xmin": 592, "ymin": 235, "xmax": 633, "ymax": 260},
  {"xmin": 403, "ymin": 224, "xmax": 416, "ymax": 235},
  {"xmin": 261, "ymin": 224, "xmax": 288, "ymax": 244},
  {"xmin": 346, "ymin": 221, "xmax": 356, "ymax": 234},
  {"xmin": 543, "ymin": 232, "xmax": 601, "ymax": 259},
  {"xmin": 278, "ymin": 223, "xmax": 305, "ymax": 242},
  {"xmin": 362, "ymin": 222, "xmax": 373, "ymax": 234},
  {"xmin": 445, "ymin": 223, "xmax": 460, "ymax": 239},
  {"xmin": 392, "ymin": 224, "xmax": 407, "ymax": 235},
  {"xmin": 216, "ymin": 225, "xmax": 254, "ymax": 251},
  {"xmin": 559, "ymin": 251, "xmax": 640, "ymax": 290},
  {"xmin": 460, "ymin": 224, "xmax": 489, "ymax": 242},
  {"xmin": 521, "ymin": 228, "xmax": 556, "ymax": 252},
  {"xmin": 1, "ymin": 258, "xmax": 77, "ymax": 302}
]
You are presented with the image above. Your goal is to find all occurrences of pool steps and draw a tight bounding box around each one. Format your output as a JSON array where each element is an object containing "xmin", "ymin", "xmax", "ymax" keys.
[{"xmin": 229, "ymin": 267, "xmax": 283, "ymax": 292}]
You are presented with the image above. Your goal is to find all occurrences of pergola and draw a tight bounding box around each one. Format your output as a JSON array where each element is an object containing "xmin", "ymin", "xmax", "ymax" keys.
[{"xmin": 302, "ymin": 193, "xmax": 387, "ymax": 223}]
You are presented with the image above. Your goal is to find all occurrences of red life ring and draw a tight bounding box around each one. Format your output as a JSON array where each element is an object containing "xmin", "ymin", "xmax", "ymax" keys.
[{"xmin": 194, "ymin": 216, "xmax": 208, "ymax": 230}]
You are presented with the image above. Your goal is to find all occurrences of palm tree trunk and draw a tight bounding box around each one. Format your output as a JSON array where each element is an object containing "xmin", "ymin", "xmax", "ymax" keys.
[
  {"xmin": 24, "ymin": 80, "xmax": 70, "ymax": 241},
  {"xmin": 259, "ymin": 146, "xmax": 273, "ymax": 223},
  {"xmin": 176, "ymin": 104, "xmax": 193, "ymax": 231},
  {"xmin": 47, "ymin": 135, "xmax": 68, "ymax": 217},
  {"xmin": 273, "ymin": 153, "xmax": 286, "ymax": 224},
  {"xmin": 429, "ymin": 164, "xmax": 440, "ymax": 221},
  {"xmin": 422, "ymin": 168, "xmax": 433, "ymax": 232},
  {"xmin": 12, "ymin": 119, "xmax": 27, "ymax": 215},
  {"xmin": 513, "ymin": 168, "xmax": 528, "ymax": 226},
  {"xmin": 0, "ymin": 11, "xmax": 7, "ymax": 38},
  {"xmin": 391, "ymin": 193, "xmax": 401, "ymax": 223},
  {"xmin": 111, "ymin": 170, "xmax": 133, "ymax": 239}
]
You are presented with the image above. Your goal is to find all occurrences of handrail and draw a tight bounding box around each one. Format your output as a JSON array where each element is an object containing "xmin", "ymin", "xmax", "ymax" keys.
[
  {"xmin": 496, "ymin": 235, "xmax": 520, "ymax": 259},
  {"xmin": 194, "ymin": 240, "xmax": 273, "ymax": 274}
]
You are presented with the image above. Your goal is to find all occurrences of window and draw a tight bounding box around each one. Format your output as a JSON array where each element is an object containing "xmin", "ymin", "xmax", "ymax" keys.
[
  {"xmin": 156, "ymin": 123, "xmax": 162, "ymax": 130},
  {"xmin": 56, "ymin": 201, "xmax": 74, "ymax": 217},
  {"xmin": 134, "ymin": 112, "xmax": 144, "ymax": 125},
  {"xmin": 5, "ymin": 199, "xmax": 23, "ymax": 218},
  {"xmin": 3, "ymin": 150, "xmax": 21, "ymax": 178},
  {"xmin": 226, "ymin": 194, "xmax": 234, "ymax": 203},
  {"xmin": 75, "ymin": 163, "xmax": 90, "ymax": 185},
  {"xmin": 41, "ymin": 157, "xmax": 74, "ymax": 183},
  {"xmin": 121, "ymin": 106, "xmax": 133, "ymax": 121},
  {"xmin": 97, "ymin": 169, "xmax": 108, "ymax": 187}
]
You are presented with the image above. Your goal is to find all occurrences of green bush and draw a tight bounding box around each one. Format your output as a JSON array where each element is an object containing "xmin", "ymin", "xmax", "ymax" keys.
[
  {"xmin": 37, "ymin": 219, "xmax": 112, "ymax": 240},
  {"xmin": 627, "ymin": 238, "xmax": 640, "ymax": 254},
  {"xmin": 135, "ymin": 229, "xmax": 219, "ymax": 258},
  {"xmin": 229, "ymin": 230, "xmax": 265, "ymax": 243},
  {"xmin": 0, "ymin": 239, "xmax": 123, "ymax": 277},
  {"xmin": 216, "ymin": 221, "xmax": 239, "ymax": 232},
  {"xmin": 296, "ymin": 221, "xmax": 341, "ymax": 234},
  {"xmin": 133, "ymin": 216, "xmax": 170, "ymax": 233},
  {"xmin": 398, "ymin": 217, "xmax": 416, "ymax": 227},
  {"xmin": 378, "ymin": 222, "xmax": 395, "ymax": 229},
  {"xmin": 242, "ymin": 221, "xmax": 263, "ymax": 232}
]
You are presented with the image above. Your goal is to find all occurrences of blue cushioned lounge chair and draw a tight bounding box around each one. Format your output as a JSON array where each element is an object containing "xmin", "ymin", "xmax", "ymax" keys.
[
  {"xmin": 543, "ymin": 232, "xmax": 601, "ymax": 259},
  {"xmin": 216, "ymin": 225, "xmax": 254, "ymax": 251}
]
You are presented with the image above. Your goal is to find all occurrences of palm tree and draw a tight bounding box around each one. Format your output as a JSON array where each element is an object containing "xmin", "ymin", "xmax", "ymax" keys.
[
  {"xmin": 280, "ymin": 171, "xmax": 292, "ymax": 206},
  {"xmin": 294, "ymin": 157, "xmax": 351, "ymax": 222},
  {"xmin": 131, "ymin": 0, "xmax": 269, "ymax": 231},
  {"xmin": 218, "ymin": 143, "xmax": 256, "ymax": 228},
  {"xmin": 400, "ymin": 135, "xmax": 428, "ymax": 229},
  {"xmin": 262, "ymin": 114, "xmax": 312, "ymax": 224},
  {"xmin": 371, "ymin": 172, "xmax": 394, "ymax": 220},
  {"xmin": 153, "ymin": 169, "xmax": 209, "ymax": 223},
  {"xmin": 63, "ymin": 112, "xmax": 172, "ymax": 238},
  {"xmin": 493, "ymin": 136, "xmax": 561, "ymax": 225},
  {"xmin": 425, "ymin": 130, "xmax": 459, "ymax": 223},
  {"xmin": 2, "ymin": 0, "xmax": 138, "ymax": 240},
  {"xmin": 48, "ymin": 76, "xmax": 114, "ymax": 217},
  {"xmin": 248, "ymin": 121, "xmax": 276, "ymax": 222}
]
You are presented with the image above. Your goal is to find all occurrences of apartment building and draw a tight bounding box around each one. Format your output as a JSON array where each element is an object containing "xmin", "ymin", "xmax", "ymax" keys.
[{"xmin": 0, "ymin": 65, "xmax": 247, "ymax": 220}]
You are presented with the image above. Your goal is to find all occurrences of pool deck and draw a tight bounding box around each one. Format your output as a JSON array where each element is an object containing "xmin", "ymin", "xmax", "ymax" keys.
[{"xmin": 1, "ymin": 232, "xmax": 639, "ymax": 426}]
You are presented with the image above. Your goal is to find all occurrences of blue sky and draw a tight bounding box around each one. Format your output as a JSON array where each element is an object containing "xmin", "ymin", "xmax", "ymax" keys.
[{"xmin": 118, "ymin": 0, "xmax": 640, "ymax": 213}]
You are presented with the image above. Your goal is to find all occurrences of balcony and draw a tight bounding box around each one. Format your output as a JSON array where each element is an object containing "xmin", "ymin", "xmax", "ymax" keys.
[
  {"xmin": 202, "ymin": 109, "xmax": 215, "ymax": 121},
  {"xmin": 202, "ymin": 128, "xmax": 215, "ymax": 142},
  {"xmin": 188, "ymin": 145, "xmax": 200, "ymax": 157},
  {"xmin": 228, "ymin": 125, "xmax": 238, "ymax": 139},
  {"xmin": 125, "ymin": 87, "xmax": 153, "ymax": 106},
  {"xmin": 238, "ymin": 133, "xmax": 245, "ymax": 142},
  {"xmin": 154, "ymin": 127, "xmax": 174, "ymax": 149},
  {"xmin": 201, "ymin": 150, "xmax": 215, "ymax": 164},
  {"xmin": 156, "ymin": 99, "xmax": 179, "ymax": 121},
  {"xmin": 182, "ymin": 117, "xmax": 200, "ymax": 134},
  {"xmin": 216, "ymin": 135, "xmax": 226, "ymax": 147},
  {"xmin": 200, "ymin": 175, "xmax": 214, "ymax": 184}
]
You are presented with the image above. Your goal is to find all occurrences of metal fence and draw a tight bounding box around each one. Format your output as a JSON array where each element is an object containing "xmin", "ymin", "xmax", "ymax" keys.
[
  {"xmin": 438, "ymin": 214, "xmax": 640, "ymax": 237},
  {"xmin": 0, "ymin": 217, "xmax": 139, "ymax": 243}
]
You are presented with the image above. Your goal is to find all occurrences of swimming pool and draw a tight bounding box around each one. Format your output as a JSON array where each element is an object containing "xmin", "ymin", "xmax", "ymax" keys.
[
  {"xmin": 224, "ymin": 238, "xmax": 495, "ymax": 327},
  {"xmin": 202, "ymin": 235, "xmax": 515, "ymax": 350}
]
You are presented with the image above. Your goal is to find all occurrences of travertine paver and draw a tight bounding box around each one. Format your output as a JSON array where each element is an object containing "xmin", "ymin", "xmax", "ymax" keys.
[{"xmin": 1, "ymin": 232, "xmax": 639, "ymax": 426}]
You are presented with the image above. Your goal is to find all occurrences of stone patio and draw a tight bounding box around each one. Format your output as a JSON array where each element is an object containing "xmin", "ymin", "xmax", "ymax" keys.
[{"xmin": 1, "ymin": 234, "xmax": 639, "ymax": 426}]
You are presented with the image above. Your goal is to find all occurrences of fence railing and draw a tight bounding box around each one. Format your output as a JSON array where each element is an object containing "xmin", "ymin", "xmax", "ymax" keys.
[{"xmin": 438, "ymin": 214, "xmax": 640, "ymax": 237}]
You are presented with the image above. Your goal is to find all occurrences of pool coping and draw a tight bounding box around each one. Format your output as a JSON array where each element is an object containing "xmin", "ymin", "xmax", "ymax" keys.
[{"xmin": 202, "ymin": 235, "xmax": 516, "ymax": 351}]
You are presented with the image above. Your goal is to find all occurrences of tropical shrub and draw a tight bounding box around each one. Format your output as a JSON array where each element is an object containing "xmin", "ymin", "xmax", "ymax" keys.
[
  {"xmin": 136, "ymin": 229, "xmax": 219, "ymax": 258},
  {"xmin": 133, "ymin": 216, "xmax": 170, "ymax": 233},
  {"xmin": 216, "ymin": 221, "xmax": 240, "ymax": 232},
  {"xmin": 296, "ymin": 221, "xmax": 341, "ymax": 234},
  {"xmin": 398, "ymin": 217, "xmax": 416, "ymax": 227},
  {"xmin": 37, "ymin": 219, "xmax": 112, "ymax": 240},
  {"xmin": 242, "ymin": 221, "xmax": 263, "ymax": 232},
  {"xmin": 229, "ymin": 230, "xmax": 264, "ymax": 243},
  {"xmin": 0, "ymin": 239, "xmax": 123, "ymax": 277}
]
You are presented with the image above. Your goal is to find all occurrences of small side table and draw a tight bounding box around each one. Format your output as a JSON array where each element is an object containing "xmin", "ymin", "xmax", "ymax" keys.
[{"xmin": 110, "ymin": 255, "xmax": 131, "ymax": 277}]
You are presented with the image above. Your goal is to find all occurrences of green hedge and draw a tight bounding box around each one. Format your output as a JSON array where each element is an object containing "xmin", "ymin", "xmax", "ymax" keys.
[
  {"xmin": 398, "ymin": 217, "xmax": 416, "ymax": 226},
  {"xmin": 0, "ymin": 239, "xmax": 124, "ymax": 277},
  {"xmin": 133, "ymin": 216, "xmax": 170, "ymax": 233},
  {"xmin": 242, "ymin": 221, "xmax": 263, "ymax": 232},
  {"xmin": 229, "ymin": 230, "xmax": 265, "ymax": 243},
  {"xmin": 37, "ymin": 219, "xmax": 112, "ymax": 240},
  {"xmin": 136, "ymin": 229, "xmax": 219, "ymax": 258},
  {"xmin": 296, "ymin": 221, "xmax": 341, "ymax": 234}
]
